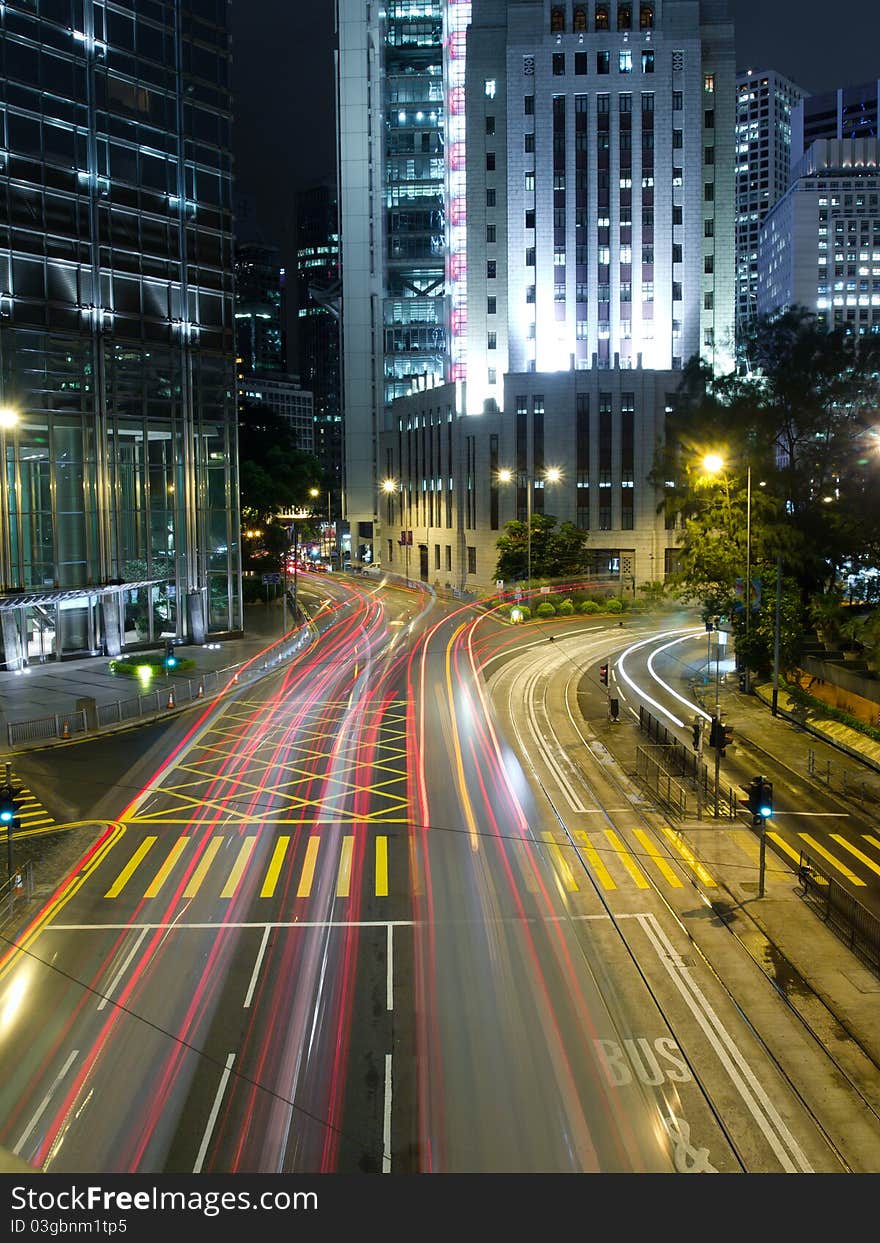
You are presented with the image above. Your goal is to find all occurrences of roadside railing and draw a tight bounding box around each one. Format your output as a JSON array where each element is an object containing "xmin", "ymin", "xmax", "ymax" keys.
[
  {"xmin": 5, "ymin": 625, "xmax": 310, "ymax": 750},
  {"xmin": 635, "ymin": 745, "xmax": 691, "ymax": 818},
  {"xmin": 637, "ymin": 705, "xmax": 738, "ymax": 819},
  {"xmin": 0, "ymin": 859, "xmax": 34, "ymax": 925},
  {"xmin": 798, "ymin": 851, "xmax": 880, "ymax": 977},
  {"xmin": 806, "ymin": 749, "xmax": 880, "ymax": 806}
]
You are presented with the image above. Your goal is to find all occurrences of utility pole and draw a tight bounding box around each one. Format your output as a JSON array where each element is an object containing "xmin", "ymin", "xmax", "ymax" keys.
[
  {"xmin": 713, "ymin": 628, "xmax": 721, "ymax": 818},
  {"xmin": 771, "ymin": 552, "xmax": 782, "ymax": 717}
]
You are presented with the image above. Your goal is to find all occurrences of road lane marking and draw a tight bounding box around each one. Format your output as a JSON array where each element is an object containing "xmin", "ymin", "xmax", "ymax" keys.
[
  {"xmin": 829, "ymin": 834, "xmax": 880, "ymax": 877},
  {"xmin": 632, "ymin": 829, "xmax": 683, "ymax": 886},
  {"xmin": 865, "ymin": 835, "xmax": 880, "ymax": 852},
  {"xmin": 98, "ymin": 927, "xmax": 149, "ymax": 1012},
  {"xmin": 144, "ymin": 837, "xmax": 189, "ymax": 898},
  {"xmin": 297, "ymin": 836, "xmax": 320, "ymax": 898},
  {"xmin": 659, "ymin": 824, "xmax": 716, "ymax": 887},
  {"xmin": 220, "ymin": 836, "xmax": 257, "ymax": 898},
  {"xmin": 603, "ymin": 828, "xmax": 649, "ymax": 888},
  {"xmin": 260, "ymin": 835, "xmax": 290, "ymax": 898},
  {"xmin": 514, "ymin": 841, "xmax": 539, "ymax": 892},
  {"xmin": 386, "ymin": 923, "xmax": 394, "ymax": 1011},
  {"xmin": 376, "ymin": 835, "xmax": 388, "ymax": 897},
  {"xmin": 183, "ymin": 837, "xmax": 224, "ymax": 899},
  {"xmin": 14, "ymin": 1049, "xmax": 79, "ymax": 1156},
  {"xmin": 337, "ymin": 835, "xmax": 354, "ymax": 897},
  {"xmin": 798, "ymin": 833, "xmax": 866, "ymax": 884},
  {"xmin": 383, "ymin": 1052, "xmax": 392, "ymax": 1174},
  {"xmin": 193, "ymin": 1053, "xmax": 236, "ymax": 1173},
  {"xmin": 105, "ymin": 837, "xmax": 157, "ymax": 898},
  {"xmin": 542, "ymin": 831, "xmax": 580, "ymax": 892},
  {"xmin": 572, "ymin": 830, "xmax": 614, "ymax": 889},
  {"xmin": 243, "ymin": 926, "xmax": 271, "ymax": 1009}
]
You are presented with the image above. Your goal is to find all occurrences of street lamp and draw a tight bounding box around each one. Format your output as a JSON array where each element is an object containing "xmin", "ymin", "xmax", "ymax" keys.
[
  {"xmin": 309, "ymin": 486, "xmax": 332, "ymax": 562},
  {"xmin": 381, "ymin": 477, "xmax": 410, "ymax": 580},
  {"xmin": 702, "ymin": 453, "xmax": 752, "ymax": 693},
  {"xmin": 497, "ymin": 466, "xmax": 562, "ymax": 594}
]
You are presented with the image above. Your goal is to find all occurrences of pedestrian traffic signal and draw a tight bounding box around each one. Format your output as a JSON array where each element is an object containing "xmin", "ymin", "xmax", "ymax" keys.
[
  {"xmin": 757, "ymin": 778, "xmax": 773, "ymax": 819},
  {"xmin": 0, "ymin": 784, "xmax": 18, "ymax": 826},
  {"xmin": 164, "ymin": 640, "xmax": 177, "ymax": 669},
  {"xmin": 599, "ymin": 662, "xmax": 609, "ymax": 686}
]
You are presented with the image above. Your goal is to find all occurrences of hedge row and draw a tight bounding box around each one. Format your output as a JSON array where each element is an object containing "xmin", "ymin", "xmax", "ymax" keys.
[
  {"xmin": 506, "ymin": 597, "xmax": 628, "ymax": 621},
  {"xmin": 109, "ymin": 655, "xmax": 197, "ymax": 676}
]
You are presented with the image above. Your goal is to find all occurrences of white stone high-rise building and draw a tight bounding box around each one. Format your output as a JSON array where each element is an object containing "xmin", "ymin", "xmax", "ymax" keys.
[
  {"xmin": 337, "ymin": 1, "xmax": 736, "ymax": 587},
  {"xmin": 734, "ymin": 68, "xmax": 807, "ymax": 335}
]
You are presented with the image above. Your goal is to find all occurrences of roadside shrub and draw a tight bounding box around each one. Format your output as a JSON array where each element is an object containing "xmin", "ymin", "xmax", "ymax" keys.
[
  {"xmin": 109, "ymin": 655, "xmax": 196, "ymax": 677},
  {"xmin": 535, "ymin": 601, "xmax": 557, "ymax": 618},
  {"xmin": 557, "ymin": 599, "xmax": 575, "ymax": 616},
  {"xmin": 507, "ymin": 604, "xmax": 531, "ymax": 622},
  {"xmin": 579, "ymin": 600, "xmax": 601, "ymax": 614},
  {"xmin": 605, "ymin": 597, "xmax": 623, "ymax": 613}
]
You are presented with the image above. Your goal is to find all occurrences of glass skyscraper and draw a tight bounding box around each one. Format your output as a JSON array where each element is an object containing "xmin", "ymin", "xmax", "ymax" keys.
[{"xmin": 0, "ymin": 0, "xmax": 240, "ymax": 668}]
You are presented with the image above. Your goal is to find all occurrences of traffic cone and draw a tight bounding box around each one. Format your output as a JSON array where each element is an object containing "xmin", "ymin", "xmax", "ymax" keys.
[
  {"xmin": 166, "ymin": 687, "xmax": 175, "ymax": 709},
  {"xmin": 197, "ymin": 682, "xmax": 204, "ymax": 698},
  {"xmin": 61, "ymin": 719, "xmax": 70, "ymax": 739}
]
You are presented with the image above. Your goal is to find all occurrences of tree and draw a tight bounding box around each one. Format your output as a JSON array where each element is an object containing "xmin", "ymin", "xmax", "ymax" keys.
[
  {"xmin": 655, "ymin": 308, "xmax": 880, "ymax": 620},
  {"xmin": 494, "ymin": 514, "xmax": 590, "ymax": 582}
]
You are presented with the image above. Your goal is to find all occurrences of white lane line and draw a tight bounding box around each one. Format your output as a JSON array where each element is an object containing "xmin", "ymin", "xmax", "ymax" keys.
[
  {"xmin": 524, "ymin": 664, "xmax": 587, "ymax": 812},
  {"xmin": 386, "ymin": 923, "xmax": 394, "ymax": 1011},
  {"xmin": 49, "ymin": 919, "xmax": 417, "ymax": 931},
  {"xmin": 15, "ymin": 1049, "xmax": 79, "ymax": 1155},
  {"xmin": 383, "ymin": 1052, "xmax": 392, "ymax": 1174},
  {"xmin": 637, "ymin": 913, "xmax": 812, "ymax": 1172},
  {"xmin": 243, "ymin": 925, "xmax": 271, "ymax": 1009},
  {"xmin": 98, "ymin": 927, "xmax": 149, "ymax": 1012},
  {"xmin": 193, "ymin": 1052, "xmax": 236, "ymax": 1173}
]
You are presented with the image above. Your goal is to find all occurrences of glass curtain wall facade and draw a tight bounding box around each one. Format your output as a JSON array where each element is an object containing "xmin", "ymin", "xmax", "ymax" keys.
[{"xmin": 0, "ymin": 0, "xmax": 240, "ymax": 666}]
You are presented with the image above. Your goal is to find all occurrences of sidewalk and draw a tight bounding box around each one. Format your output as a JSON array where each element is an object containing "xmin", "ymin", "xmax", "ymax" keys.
[{"xmin": 0, "ymin": 601, "xmax": 301, "ymax": 753}]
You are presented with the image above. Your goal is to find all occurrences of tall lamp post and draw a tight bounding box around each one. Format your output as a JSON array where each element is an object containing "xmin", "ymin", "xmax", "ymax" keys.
[
  {"xmin": 309, "ymin": 486, "xmax": 332, "ymax": 562},
  {"xmin": 703, "ymin": 453, "xmax": 752, "ymax": 693},
  {"xmin": 381, "ymin": 477, "xmax": 408, "ymax": 579},
  {"xmin": 497, "ymin": 466, "xmax": 562, "ymax": 594}
]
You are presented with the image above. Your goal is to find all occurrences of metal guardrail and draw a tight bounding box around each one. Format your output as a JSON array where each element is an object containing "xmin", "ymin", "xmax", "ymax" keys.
[
  {"xmin": 637, "ymin": 705, "xmax": 737, "ymax": 819},
  {"xmin": 806, "ymin": 748, "xmax": 879, "ymax": 805},
  {"xmin": 635, "ymin": 745, "xmax": 690, "ymax": 817},
  {"xmin": 798, "ymin": 852, "xmax": 880, "ymax": 977},
  {"xmin": 5, "ymin": 627, "xmax": 310, "ymax": 749}
]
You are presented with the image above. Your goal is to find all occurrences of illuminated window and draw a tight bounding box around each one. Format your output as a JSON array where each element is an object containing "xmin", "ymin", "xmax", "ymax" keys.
[
  {"xmin": 704, "ymin": 74, "xmax": 715, "ymax": 93},
  {"xmin": 574, "ymin": 7, "xmax": 587, "ymax": 31},
  {"xmin": 619, "ymin": 50, "xmax": 632, "ymax": 74},
  {"xmin": 485, "ymin": 79, "xmax": 496, "ymax": 99},
  {"xmin": 595, "ymin": 4, "xmax": 610, "ymax": 30},
  {"xmin": 618, "ymin": 5, "xmax": 632, "ymax": 30},
  {"xmin": 639, "ymin": 4, "xmax": 654, "ymax": 29},
  {"xmin": 642, "ymin": 50, "xmax": 654, "ymax": 74}
]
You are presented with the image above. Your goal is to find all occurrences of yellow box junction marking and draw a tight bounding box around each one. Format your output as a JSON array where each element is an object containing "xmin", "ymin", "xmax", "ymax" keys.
[
  {"xmin": 632, "ymin": 829, "xmax": 683, "ymax": 887},
  {"xmin": 105, "ymin": 837, "xmax": 157, "ymax": 898},
  {"xmin": 573, "ymin": 830, "xmax": 615, "ymax": 889}
]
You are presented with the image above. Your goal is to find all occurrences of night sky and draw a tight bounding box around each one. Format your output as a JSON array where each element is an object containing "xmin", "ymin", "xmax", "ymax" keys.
[{"xmin": 229, "ymin": 0, "xmax": 880, "ymax": 284}]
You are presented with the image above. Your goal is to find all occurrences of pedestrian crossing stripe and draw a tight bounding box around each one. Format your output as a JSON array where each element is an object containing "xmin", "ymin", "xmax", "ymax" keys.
[
  {"xmin": 94, "ymin": 826, "xmax": 880, "ymax": 901},
  {"xmin": 10, "ymin": 784, "xmax": 56, "ymax": 835}
]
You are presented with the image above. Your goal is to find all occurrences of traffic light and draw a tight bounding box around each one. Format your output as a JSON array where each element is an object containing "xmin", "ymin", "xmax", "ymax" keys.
[
  {"xmin": 742, "ymin": 776, "xmax": 772, "ymax": 826},
  {"xmin": 0, "ymin": 784, "xmax": 18, "ymax": 828},
  {"xmin": 720, "ymin": 722, "xmax": 734, "ymax": 755},
  {"xmin": 692, "ymin": 718, "xmax": 702, "ymax": 751},
  {"xmin": 599, "ymin": 662, "xmax": 609, "ymax": 686},
  {"xmin": 708, "ymin": 716, "xmax": 720, "ymax": 749},
  {"xmin": 609, "ymin": 697, "xmax": 619, "ymax": 721},
  {"xmin": 164, "ymin": 640, "xmax": 177, "ymax": 670}
]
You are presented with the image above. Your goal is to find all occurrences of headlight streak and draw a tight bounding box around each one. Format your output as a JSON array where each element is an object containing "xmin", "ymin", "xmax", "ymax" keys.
[{"xmin": 616, "ymin": 628, "xmax": 704, "ymax": 729}]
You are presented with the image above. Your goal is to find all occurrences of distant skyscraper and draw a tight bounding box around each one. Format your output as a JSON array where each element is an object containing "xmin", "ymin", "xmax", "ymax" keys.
[
  {"xmin": 735, "ymin": 69, "xmax": 807, "ymax": 334},
  {"xmin": 338, "ymin": 0, "xmax": 735, "ymax": 586},
  {"xmin": 234, "ymin": 242, "xmax": 287, "ymax": 374},
  {"xmin": 295, "ymin": 182, "xmax": 342, "ymax": 510},
  {"xmin": 791, "ymin": 80, "xmax": 880, "ymax": 165},
  {"xmin": 0, "ymin": 0, "xmax": 241, "ymax": 669},
  {"xmin": 759, "ymin": 138, "xmax": 880, "ymax": 340}
]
